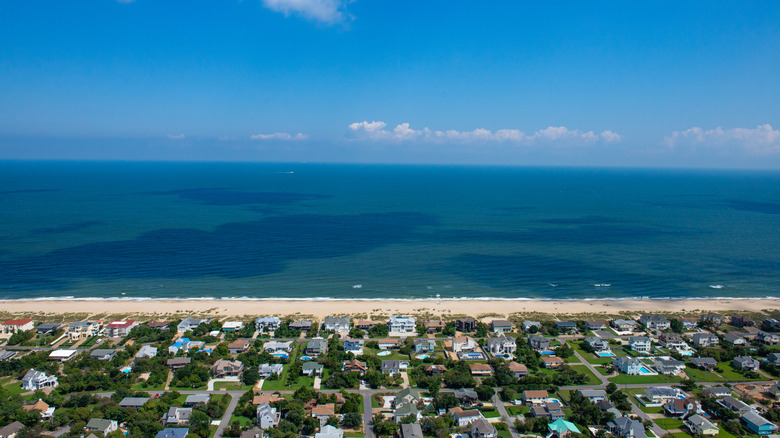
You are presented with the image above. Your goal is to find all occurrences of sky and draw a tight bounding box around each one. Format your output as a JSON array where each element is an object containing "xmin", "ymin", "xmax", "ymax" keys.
[{"xmin": 1, "ymin": 1, "xmax": 779, "ymax": 168}]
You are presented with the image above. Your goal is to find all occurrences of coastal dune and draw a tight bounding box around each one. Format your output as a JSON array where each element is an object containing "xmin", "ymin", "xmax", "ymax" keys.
[{"xmin": 1, "ymin": 298, "xmax": 778, "ymax": 320}]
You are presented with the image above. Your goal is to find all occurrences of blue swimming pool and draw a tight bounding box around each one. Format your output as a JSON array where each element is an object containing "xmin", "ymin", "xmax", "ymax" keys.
[
  {"xmin": 539, "ymin": 350, "xmax": 555, "ymax": 355},
  {"xmin": 595, "ymin": 351, "xmax": 615, "ymax": 357}
]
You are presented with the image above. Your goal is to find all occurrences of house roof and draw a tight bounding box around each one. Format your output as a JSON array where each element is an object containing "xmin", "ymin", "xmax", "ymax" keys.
[
  {"xmin": 106, "ymin": 320, "xmax": 135, "ymax": 328},
  {"xmin": 548, "ymin": 419, "xmax": 581, "ymax": 435},
  {"xmin": 22, "ymin": 399, "xmax": 49, "ymax": 412},
  {"xmin": 155, "ymin": 428, "xmax": 190, "ymax": 438},
  {"xmin": 86, "ymin": 418, "xmax": 115, "ymax": 430},
  {"xmin": 2, "ymin": 318, "xmax": 33, "ymax": 326},
  {"xmin": 252, "ymin": 393, "xmax": 282, "ymax": 405},
  {"xmin": 509, "ymin": 362, "xmax": 528, "ymax": 372},
  {"xmin": 471, "ymin": 418, "xmax": 496, "ymax": 434},
  {"xmin": 400, "ymin": 423, "xmax": 424, "ymax": 438},
  {"xmin": 524, "ymin": 390, "xmax": 549, "ymax": 398},
  {"xmin": 0, "ymin": 422, "xmax": 25, "ymax": 436},
  {"xmin": 228, "ymin": 339, "xmax": 250, "ymax": 349},
  {"xmin": 469, "ymin": 363, "xmax": 493, "ymax": 371},
  {"xmin": 311, "ymin": 403, "xmax": 336, "ymax": 416}
]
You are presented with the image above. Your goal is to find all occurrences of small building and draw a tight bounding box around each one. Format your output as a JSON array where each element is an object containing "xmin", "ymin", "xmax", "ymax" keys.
[
  {"xmin": 413, "ymin": 338, "xmax": 435, "ymax": 353},
  {"xmin": 731, "ymin": 314, "xmax": 754, "ymax": 328},
  {"xmin": 456, "ymin": 318, "xmax": 478, "ymax": 332},
  {"xmin": 471, "ymin": 418, "xmax": 498, "ymax": 438},
  {"xmin": 522, "ymin": 390, "xmax": 549, "ymax": 405},
  {"xmin": 354, "ymin": 319, "xmax": 375, "ymax": 329},
  {"xmin": 322, "ymin": 316, "xmax": 350, "ymax": 332},
  {"xmin": 629, "ymin": 336, "xmax": 651, "ymax": 353},
  {"xmin": 643, "ymin": 387, "xmax": 678, "ymax": 405},
  {"xmin": 1, "ymin": 319, "xmax": 34, "ymax": 334},
  {"xmin": 316, "ymin": 424, "xmax": 345, "ymax": 438},
  {"xmin": 393, "ymin": 402, "xmax": 419, "ymax": 423},
  {"xmin": 608, "ymin": 417, "xmax": 647, "ymax": 438},
  {"xmin": 586, "ymin": 320, "xmax": 606, "ymax": 330},
  {"xmin": 342, "ymin": 359, "xmax": 367, "ymax": 374},
  {"xmin": 485, "ymin": 335, "xmax": 516, "ymax": 355},
  {"xmin": 639, "ymin": 314, "xmax": 671, "ymax": 330},
  {"xmin": 163, "ymin": 407, "xmax": 192, "ymax": 425},
  {"xmin": 685, "ymin": 414, "xmax": 719, "ymax": 436},
  {"xmin": 691, "ymin": 332, "xmax": 719, "ymax": 347},
  {"xmin": 757, "ymin": 331, "xmax": 780, "ymax": 345},
  {"xmin": 449, "ymin": 407, "xmax": 484, "ymax": 427},
  {"xmin": 611, "ymin": 319, "xmax": 638, "ymax": 332},
  {"xmin": 146, "ymin": 320, "xmax": 171, "ymax": 330},
  {"xmin": 343, "ymin": 338, "xmax": 364, "ymax": 354},
  {"xmin": 310, "ymin": 403, "xmax": 337, "ymax": 425},
  {"xmin": 382, "ymin": 360, "xmax": 409, "ymax": 375},
  {"xmin": 89, "ymin": 349, "xmax": 116, "ymax": 361},
  {"xmin": 305, "ymin": 338, "xmax": 328, "ymax": 357},
  {"xmin": 104, "ymin": 320, "xmax": 138, "ymax": 337},
  {"xmin": 256, "ymin": 403, "xmax": 281, "ymax": 429},
  {"xmin": 400, "ymin": 423, "xmax": 424, "ymax": 438},
  {"xmin": 690, "ymin": 357, "xmax": 717, "ymax": 371},
  {"xmin": 155, "ymin": 429, "xmax": 189, "ymax": 438},
  {"xmin": 723, "ymin": 333, "xmax": 747, "ymax": 345},
  {"xmin": 119, "ymin": 397, "xmax": 150, "ymax": 409},
  {"xmin": 388, "ymin": 316, "xmax": 416, "ymax": 333},
  {"xmin": 700, "ymin": 313, "xmax": 724, "ymax": 326},
  {"xmin": 0, "ymin": 351, "xmax": 16, "ymax": 361},
  {"xmin": 22, "ymin": 369, "xmax": 58, "ymax": 391},
  {"xmin": 167, "ymin": 357, "xmax": 191, "ymax": 369},
  {"xmin": 263, "ymin": 341, "xmax": 293, "ymax": 353},
  {"xmin": 221, "ymin": 321, "xmax": 244, "ymax": 332},
  {"xmin": 508, "ymin": 361, "xmax": 528, "ymax": 377},
  {"xmin": 85, "ymin": 418, "xmax": 118, "ymax": 436},
  {"xmin": 254, "ymin": 317, "xmax": 281, "ymax": 332},
  {"xmin": 733, "ymin": 355, "xmax": 760, "ymax": 371},
  {"xmin": 491, "ymin": 320, "xmax": 513, "ymax": 333},
  {"xmin": 741, "ymin": 412, "xmax": 777, "ymax": 435},
  {"xmin": 701, "ymin": 386, "xmax": 731, "ymax": 398},
  {"xmin": 580, "ymin": 389, "xmax": 607, "ymax": 403},
  {"xmin": 135, "ymin": 345, "xmax": 158, "ymax": 360},
  {"xmin": 257, "ymin": 363, "xmax": 284, "ymax": 378},
  {"xmin": 211, "ymin": 359, "xmax": 244, "ymax": 378},
  {"xmin": 584, "ymin": 336, "xmax": 611, "ymax": 353},
  {"xmin": 49, "ymin": 349, "xmax": 78, "ymax": 362},
  {"xmin": 377, "ymin": 338, "xmax": 401, "ymax": 350},
  {"xmin": 555, "ymin": 321, "xmax": 577, "ymax": 333},
  {"xmin": 718, "ymin": 396, "xmax": 752, "ymax": 415},
  {"xmin": 613, "ymin": 356, "xmax": 643, "ymax": 375},
  {"xmin": 469, "ymin": 362, "xmax": 494, "ymax": 376},
  {"xmin": 424, "ymin": 319, "xmax": 444, "ymax": 334},
  {"xmin": 184, "ymin": 394, "xmax": 210, "ymax": 406},
  {"xmin": 228, "ymin": 339, "xmax": 250, "ymax": 355},
  {"xmin": 548, "ymin": 419, "xmax": 581, "ymax": 438},
  {"xmin": 452, "ymin": 336, "xmax": 478, "ymax": 352},
  {"xmin": 530, "ymin": 402, "xmax": 564, "ymax": 420},
  {"xmin": 528, "ymin": 335, "xmax": 551, "ymax": 351},
  {"xmin": 251, "ymin": 393, "xmax": 282, "ymax": 406},
  {"xmin": 454, "ymin": 388, "xmax": 478, "ymax": 404},
  {"xmin": 423, "ymin": 364, "xmax": 446, "ymax": 375},
  {"xmin": 177, "ymin": 317, "xmax": 209, "ymax": 333},
  {"xmin": 664, "ymin": 397, "xmax": 700, "ymax": 417},
  {"xmin": 522, "ymin": 321, "xmax": 542, "ymax": 331},
  {"xmin": 289, "ymin": 319, "xmax": 313, "ymax": 331},
  {"xmin": 0, "ymin": 421, "xmax": 24, "ymax": 438},
  {"xmin": 541, "ymin": 356, "xmax": 564, "ymax": 369},
  {"xmin": 36, "ymin": 323, "xmax": 60, "ymax": 335},
  {"xmin": 659, "ymin": 333, "xmax": 687, "ymax": 350},
  {"xmin": 652, "ymin": 357, "xmax": 685, "ymax": 375},
  {"xmin": 168, "ymin": 337, "xmax": 192, "ymax": 355},
  {"xmin": 302, "ymin": 361, "xmax": 324, "ymax": 376}
]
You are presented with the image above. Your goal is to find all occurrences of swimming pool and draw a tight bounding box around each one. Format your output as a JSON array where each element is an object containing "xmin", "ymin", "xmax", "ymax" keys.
[
  {"xmin": 416, "ymin": 354, "xmax": 429, "ymax": 359},
  {"xmin": 299, "ymin": 355, "xmax": 312, "ymax": 361},
  {"xmin": 539, "ymin": 350, "xmax": 555, "ymax": 355},
  {"xmin": 637, "ymin": 366, "xmax": 658, "ymax": 375},
  {"xmin": 595, "ymin": 351, "xmax": 615, "ymax": 357},
  {"xmin": 458, "ymin": 352, "xmax": 486, "ymax": 360},
  {"xmin": 377, "ymin": 351, "xmax": 391, "ymax": 356},
  {"xmin": 271, "ymin": 352, "xmax": 289, "ymax": 358}
]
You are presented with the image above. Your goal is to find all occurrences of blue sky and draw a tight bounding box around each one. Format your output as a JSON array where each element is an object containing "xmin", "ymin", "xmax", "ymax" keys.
[{"xmin": 1, "ymin": 1, "xmax": 779, "ymax": 167}]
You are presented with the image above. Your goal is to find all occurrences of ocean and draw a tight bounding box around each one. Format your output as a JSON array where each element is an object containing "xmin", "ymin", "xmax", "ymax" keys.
[{"xmin": 1, "ymin": 161, "xmax": 779, "ymax": 301}]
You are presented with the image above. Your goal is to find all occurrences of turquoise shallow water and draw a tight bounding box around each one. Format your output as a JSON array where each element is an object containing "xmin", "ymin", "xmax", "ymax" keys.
[{"xmin": 0, "ymin": 161, "xmax": 779, "ymax": 300}]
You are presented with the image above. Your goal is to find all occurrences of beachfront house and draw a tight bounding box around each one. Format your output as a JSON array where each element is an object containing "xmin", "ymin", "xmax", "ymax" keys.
[
  {"xmin": 522, "ymin": 321, "xmax": 542, "ymax": 331},
  {"xmin": 456, "ymin": 318, "xmax": 478, "ymax": 332},
  {"xmin": 555, "ymin": 321, "xmax": 577, "ymax": 333},
  {"xmin": 639, "ymin": 314, "xmax": 670, "ymax": 330},
  {"xmin": 733, "ymin": 355, "xmax": 760, "ymax": 371},
  {"xmin": 486, "ymin": 335, "xmax": 516, "ymax": 355},
  {"xmin": 221, "ymin": 321, "xmax": 244, "ymax": 332},
  {"xmin": 613, "ymin": 356, "xmax": 644, "ymax": 375},
  {"xmin": 414, "ymin": 338, "xmax": 436, "ymax": 353},
  {"xmin": 1, "ymin": 319, "xmax": 34, "ymax": 334},
  {"xmin": 177, "ymin": 317, "xmax": 209, "ymax": 333},
  {"xmin": 22, "ymin": 369, "xmax": 58, "ymax": 391},
  {"xmin": 68, "ymin": 321, "xmax": 100, "ymax": 340},
  {"xmin": 289, "ymin": 319, "xmax": 312, "ymax": 331},
  {"xmin": 691, "ymin": 332, "xmax": 719, "ymax": 347},
  {"xmin": 528, "ymin": 335, "xmax": 551, "ymax": 351},
  {"xmin": 36, "ymin": 323, "xmax": 60, "ymax": 335},
  {"xmin": 322, "ymin": 316, "xmax": 350, "ymax": 332},
  {"xmin": 629, "ymin": 336, "xmax": 651, "ymax": 353},
  {"xmin": 424, "ymin": 319, "xmax": 444, "ymax": 334},
  {"xmin": 611, "ymin": 319, "xmax": 638, "ymax": 333},
  {"xmin": 388, "ymin": 316, "xmax": 416, "ymax": 333},
  {"xmin": 731, "ymin": 314, "xmax": 754, "ymax": 327},
  {"xmin": 586, "ymin": 320, "xmax": 607, "ymax": 330},
  {"xmin": 305, "ymin": 338, "xmax": 328, "ymax": 357},
  {"xmin": 685, "ymin": 414, "xmax": 719, "ymax": 436},
  {"xmin": 254, "ymin": 317, "xmax": 281, "ymax": 332},
  {"xmin": 104, "ymin": 320, "xmax": 138, "ymax": 337},
  {"xmin": 741, "ymin": 412, "xmax": 777, "ymax": 435},
  {"xmin": 701, "ymin": 313, "xmax": 724, "ymax": 326},
  {"xmin": 491, "ymin": 319, "xmax": 513, "ymax": 333}
]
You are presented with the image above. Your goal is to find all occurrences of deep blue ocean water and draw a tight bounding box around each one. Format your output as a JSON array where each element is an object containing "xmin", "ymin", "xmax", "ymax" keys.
[{"xmin": 1, "ymin": 161, "xmax": 779, "ymax": 300}]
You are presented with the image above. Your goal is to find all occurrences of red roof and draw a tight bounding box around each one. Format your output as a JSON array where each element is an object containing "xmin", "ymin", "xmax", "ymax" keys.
[
  {"xmin": 2, "ymin": 318, "xmax": 33, "ymax": 326},
  {"xmin": 106, "ymin": 320, "xmax": 135, "ymax": 328}
]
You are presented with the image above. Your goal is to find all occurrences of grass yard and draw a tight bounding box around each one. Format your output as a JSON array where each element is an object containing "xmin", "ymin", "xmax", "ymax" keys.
[
  {"xmin": 344, "ymin": 433, "xmax": 364, "ymax": 437},
  {"xmin": 569, "ymin": 365, "xmax": 602, "ymax": 385},
  {"xmin": 571, "ymin": 343, "xmax": 620, "ymax": 365},
  {"xmin": 685, "ymin": 367, "xmax": 725, "ymax": 382},
  {"xmin": 654, "ymin": 418, "xmax": 685, "ymax": 430},
  {"xmin": 716, "ymin": 362, "xmax": 764, "ymax": 381},
  {"xmin": 608, "ymin": 373, "xmax": 683, "ymax": 385},
  {"xmin": 478, "ymin": 407, "xmax": 500, "ymax": 418},
  {"xmin": 506, "ymin": 405, "xmax": 529, "ymax": 416},
  {"xmin": 214, "ymin": 381, "xmax": 252, "ymax": 391},
  {"xmin": 0, "ymin": 378, "xmax": 25, "ymax": 396},
  {"xmin": 498, "ymin": 431, "xmax": 513, "ymax": 438},
  {"xmin": 81, "ymin": 336, "xmax": 102, "ymax": 348},
  {"xmin": 230, "ymin": 415, "xmax": 253, "ymax": 427},
  {"xmin": 596, "ymin": 366, "xmax": 612, "ymax": 375}
]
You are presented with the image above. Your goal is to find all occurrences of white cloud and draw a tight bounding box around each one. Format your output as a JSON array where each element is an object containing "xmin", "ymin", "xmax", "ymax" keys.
[
  {"xmin": 664, "ymin": 124, "xmax": 780, "ymax": 154},
  {"xmin": 261, "ymin": 0, "xmax": 351, "ymax": 24},
  {"xmin": 348, "ymin": 121, "xmax": 620, "ymax": 146},
  {"xmin": 167, "ymin": 134, "xmax": 185, "ymax": 140},
  {"xmin": 250, "ymin": 132, "xmax": 309, "ymax": 141}
]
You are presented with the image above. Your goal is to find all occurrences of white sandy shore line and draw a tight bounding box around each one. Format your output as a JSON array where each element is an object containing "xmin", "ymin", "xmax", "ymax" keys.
[{"xmin": 1, "ymin": 298, "xmax": 778, "ymax": 320}]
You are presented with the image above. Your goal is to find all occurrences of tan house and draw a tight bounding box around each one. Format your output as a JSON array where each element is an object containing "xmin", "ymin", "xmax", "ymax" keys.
[
  {"xmin": 211, "ymin": 359, "xmax": 244, "ymax": 378},
  {"xmin": 542, "ymin": 356, "xmax": 565, "ymax": 369},
  {"xmin": 469, "ymin": 363, "xmax": 494, "ymax": 376}
]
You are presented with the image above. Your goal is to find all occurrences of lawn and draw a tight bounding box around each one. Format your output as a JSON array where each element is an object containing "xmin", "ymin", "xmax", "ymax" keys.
[
  {"xmin": 344, "ymin": 433, "xmax": 364, "ymax": 437},
  {"xmin": 685, "ymin": 367, "xmax": 725, "ymax": 382},
  {"xmin": 596, "ymin": 366, "xmax": 612, "ymax": 375},
  {"xmin": 571, "ymin": 343, "xmax": 622, "ymax": 365},
  {"xmin": 81, "ymin": 336, "xmax": 102, "ymax": 348},
  {"xmin": 654, "ymin": 418, "xmax": 685, "ymax": 430},
  {"xmin": 478, "ymin": 407, "xmax": 500, "ymax": 418},
  {"xmin": 230, "ymin": 415, "xmax": 253, "ymax": 427},
  {"xmin": 608, "ymin": 373, "xmax": 683, "ymax": 385},
  {"xmin": 716, "ymin": 362, "xmax": 764, "ymax": 382},
  {"xmin": 569, "ymin": 365, "xmax": 602, "ymax": 385},
  {"xmin": 498, "ymin": 431, "xmax": 513, "ymax": 438},
  {"xmin": 214, "ymin": 381, "xmax": 252, "ymax": 391},
  {"xmin": 0, "ymin": 378, "xmax": 25, "ymax": 396},
  {"xmin": 506, "ymin": 405, "xmax": 529, "ymax": 416}
]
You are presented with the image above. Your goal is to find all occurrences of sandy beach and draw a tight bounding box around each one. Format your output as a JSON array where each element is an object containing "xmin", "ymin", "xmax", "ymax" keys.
[{"xmin": 1, "ymin": 298, "xmax": 778, "ymax": 321}]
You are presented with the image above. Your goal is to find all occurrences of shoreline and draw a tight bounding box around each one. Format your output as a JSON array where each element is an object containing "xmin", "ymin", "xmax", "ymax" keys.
[{"xmin": 1, "ymin": 297, "xmax": 778, "ymax": 321}]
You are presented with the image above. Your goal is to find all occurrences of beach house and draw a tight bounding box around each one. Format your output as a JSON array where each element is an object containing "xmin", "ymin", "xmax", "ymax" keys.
[
  {"xmin": 1, "ymin": 319, "xmax": 34, "ymax": 334},
  {"xmin": 322, "ymin": 316, "xmax": 350, "ymax": 332},
  {"xmin": 691, "ymin": 332, "xmax": 719, "ymax": 347},
  {"xmin": 85, "ymin": 418, "xmax": 118, "ymax": 436},
  {"xmin": 257, "ymin": 363, "xmax": 284, "ymax": 378},
  {"xmin": 611, "ymin": 319, "xmax": 638, "ymax": 333},
  {"xmin": 68, "ymin": 321, "xmax": 100, "ymax": 340},
  {"xmin": 254, "ymin": 317, "xmax": 280, "ymax": 332},
  {"xmin": 639, "ymin": 314, "xmax": 671, "ymax": 330},
  {"xmin": 343, "ymin": 338, "xmax": 364, "ymax": 354},
  {"xmin": 256, "ymin": 403, "xmax": 280, "ymax": 429},
  {"xmin": 388, "ymin": 315, "xmax": 416, "ymax": 333},
  {"xmin": 22, "ymin": 369, "xmax": 58, "ymax": 391},
  {"xmin": 456, "ymin": 318, "xmax": 478, "ymax": 332},
  {"xmin": 491, "ymin": 319, "xmax": 513, "ymax": 333},
  {"xmin": 628, "ymin": 336, "xmax": 651, "ymax": 353},
  {"xmin": 449, "ymin": 407, "xmax": 484, "ymax": 427},
  {"xmin": 413, "ymin": 338, "xmax": 435, "ymax": 354},
  {"xmin": 305, "ymin": 338, "xmax": 328, "ymax": 357},
  {"xmin": 471, "ymin": 418, "xmax": 497, "ymax": 438},
  {"xmin": 548, "ymin": 419, "xmax": 581, "ymax": 438},
  {"xmin": 685, "ymin": 414, "xmax": 719, "ymax": 436},
  {"xmin": 723, "ymin": 333, "xmax": 747, "ymax": 346},
  {"xmin": 733, "ymin": 355, "xmax": 760, "ymax": 371},
  {"xmin": 608, "ymin": 417, "xmax": 648, "ymax": 438},
  {"xmin": 528, "ymin": 335, "xmax": 551, "ymax": 351},
  {"xmin": 104, "ymin": 320, "xmax": 138, "ymax": 337},
  {"xmin": 289, "ymin": 319, "xmax": 313, "ymax": 331},
  {"xmin": 584, "ymin": 336, "xmax": 612, "ymax": 353},
  {"xmin": 263, "ymin": 341, "xmax": 293, "ymax": 353},
  {"xmin": 303, "ymin": 362, "xmax": 324, "ymax": 376},
  {"xmin": 221, "ymin": 321, "xmax": 244, "ymax": 332},
  {"xmin": 211, "ymin": 359, "xmax": 243, "ymax": 378},
  {"xmin": 700, "ymin": 313, "xmax": 724, "ymax": 326},
  {"xmin": 177, "ymin": 317, "xmax": 209, "ymax": 333},
  {"xmin": 741, "ymin": 412, "xmax": 777, "ymax": 435},
  {"xmin": 486, "ymin": 335, "xmax": 516, "ymax": 355},
  {"xmin": 613, "ymin": 356, "xmax": 644, "ymax": 375}
]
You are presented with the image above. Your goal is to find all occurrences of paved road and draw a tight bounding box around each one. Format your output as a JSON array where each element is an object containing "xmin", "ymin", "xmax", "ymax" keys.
[
  {"xmin": 630, "ymin": 399, "xmax": 667, "ymax": 437},
  {"xmin": 570, "ymin": 347, "xmax": 610, "ymax": 386},
  {"xmin": 213, "ymin": 390, "xmax": 241, "ymax": 438},
  {"xmin": 361, "ymin": 390, "xmax": 375, "ymax": 438},
  {"xmin": 492, "ymin": 392, "xmax": 520, "ymax": 438}
]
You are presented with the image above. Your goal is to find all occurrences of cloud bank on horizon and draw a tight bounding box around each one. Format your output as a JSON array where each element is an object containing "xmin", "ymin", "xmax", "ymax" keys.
[
  {"xmin": 348, "ymin": 121, "xmax": 622, "ymax": 145},
  {"xmin": 665, "ymin": 124, "xmax": 780, "ymax": 154}
]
